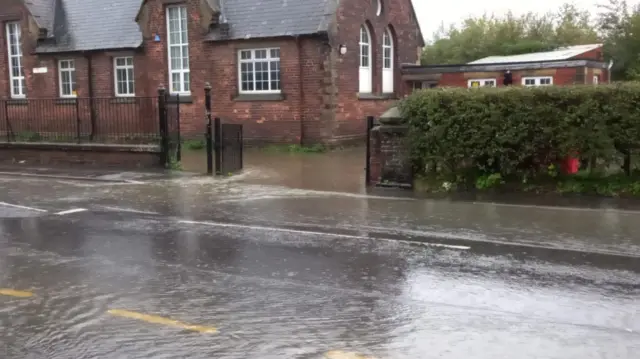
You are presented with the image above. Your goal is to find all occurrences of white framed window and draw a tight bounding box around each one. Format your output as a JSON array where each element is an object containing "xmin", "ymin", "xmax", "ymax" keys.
[
  {"xmin": 114, "ymin": 57, "xmax": 135, "ymax": 96},
  {"xmin": 58, "ymin": 59, "xmax": 77, "ymax": 97},
  {"xmin": 166, "ymin": 5, "xmax": 190, "ymax": 94},
  {"xmin": 6, "ymin": 22, "xmax": 26, "ymax": 98},
  {"xmin": 467, "ymin": 79, "xmax": 496, "ymax": 88},
  {"xmin": 359, "ymin": 25, "xmax": 372, "ymax": 93},
  {"xmin": 382, "ymin": 28, "xmax": 394, "ymax": 93},
  {"xmin": 238, "ymin": 48, "xmax": 281, "ymax": 93},
  {"xmin": 521, "ymin": 76, "xmax": 553, "ymax": 87}
]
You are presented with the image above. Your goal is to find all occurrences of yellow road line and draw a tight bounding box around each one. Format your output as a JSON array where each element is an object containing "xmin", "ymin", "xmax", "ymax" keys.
[
  {"xmin": 107, "ymin": 309, "xmax": 218, "ymax": 334},
  {"xmin": 325, "ymin": 350, "xmax": 377, "ymax": 359},
  {"xmin": 0, "ymin": 289, "xmax": 34, "ymax": 298}
]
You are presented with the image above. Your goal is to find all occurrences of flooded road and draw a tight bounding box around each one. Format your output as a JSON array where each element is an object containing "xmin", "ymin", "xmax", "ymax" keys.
[
  {"xmin": 1, "ymin": 210, "xmax": 638, "ymax": 358},
  {"xmin": 0, "ymin": 150, "xmax": 639, "ymax": 358}
]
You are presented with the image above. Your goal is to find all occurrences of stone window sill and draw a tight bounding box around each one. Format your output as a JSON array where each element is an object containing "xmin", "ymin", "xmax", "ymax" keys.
[
  {"xmin": 167, "ymin": 94, "xmax": 193, "ymax": 104},
  {"xmin": 357, "ymin": 93, "xmax": 398, "ymax": 100},
  {"xmin": 233, "ymin": 93, "xmax": 285, "ymax": 102}
]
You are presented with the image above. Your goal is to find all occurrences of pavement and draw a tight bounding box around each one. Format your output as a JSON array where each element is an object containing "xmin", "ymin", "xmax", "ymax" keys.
[{"xmin": 0, "ymin": 156, "xmax": 639, "ymax": 358}]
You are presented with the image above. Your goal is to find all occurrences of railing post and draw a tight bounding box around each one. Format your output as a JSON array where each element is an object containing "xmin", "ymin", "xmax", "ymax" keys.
[
  {"xmin": 365, "ymin": 115, "xmax": 374, "ymax": 185},
  {"xmin": 214, "ymin": 117, "xmax": 222, "ymax": 174},
  {"xmin": 204, "ymin": 83, "xmax": 213, "ymax": 175},
  {"xmin": 158, "ymin": 84, "xmax": 169, "ymax": 168},
  {"xmin": 75, "ymin": 98, "xmax": 81, "ymax": 143}
]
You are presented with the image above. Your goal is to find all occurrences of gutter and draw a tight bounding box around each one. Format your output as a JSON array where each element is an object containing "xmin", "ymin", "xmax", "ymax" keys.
[{"xmin": 607, "ymin": 60, "xmax": 614, "ymax": 83}]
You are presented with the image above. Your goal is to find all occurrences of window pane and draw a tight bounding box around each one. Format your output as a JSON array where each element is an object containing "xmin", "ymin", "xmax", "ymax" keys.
[
  {"xmin": 171, "ymin": 73, "xmax": 181, "ymax": 92},
  {"xmin": 182, "ymin": 45, "xmax": 189, "ymax": 69},
  {"xmin": 116, "ymin": 58, "xmax": 125, "ymax": 67},
  {"xmin": 170, "ymin": 47, "xmax": 181, "ymax": 70},
  {"xmin": 255, "ymin": 50, "xmax": 267, "ymax": 59},
  {"xmin": 116, "ymin": 69, "xmax": 124, "ymax": 83},
  {"xmin": 128, "ymin": 79, "xmax": 135, "ymax": 94},
  {"xmin": 240, "ymin": 50, "xmax": 251, "ymax": 60},
  {"xmin": 183, "ymin": 72, "xmax": 190, "ymax": 91},
  {"xmin": 11, "ymin": 59, "xmax": 20, "ymax": 77},
  {"xmin": 61, "ymin": 71, "xmax": 70, "ymax": 86},
  {"xmin": 360, "ymin": 27, "xmax": 368, "ymax": 43},
  {"xmin": 270, "ymin": 49, "xmax": 280, "ymax": 58}
]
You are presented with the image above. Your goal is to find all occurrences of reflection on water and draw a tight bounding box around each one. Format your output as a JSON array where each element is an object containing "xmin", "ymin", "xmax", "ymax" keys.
[
  {"xmin": 0, "ymin": 215, "xmax": 638, "ymax": 359},
  {"xmin": 180, "ymin": 147, "xmax": 368, "ymax": 194}
]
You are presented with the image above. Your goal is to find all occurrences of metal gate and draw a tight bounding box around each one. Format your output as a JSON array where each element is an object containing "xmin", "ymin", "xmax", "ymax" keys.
[
  {"xmin": 365, "ymin": 116, "xmax": 375, "ymax": 185},
  {"xmin": 166, "ymin": 94, "xmax": 181, "ymax": 163},
  {"xmin": 214, "ymin": 118, "xmax": 243, "ymax": 174}
]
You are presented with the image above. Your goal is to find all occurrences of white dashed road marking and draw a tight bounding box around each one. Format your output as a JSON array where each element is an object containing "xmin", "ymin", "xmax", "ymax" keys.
[
  {"xmin": 55, "ymin": 208, "xmax": 88, "ymax": 215},
  {"xmin": 0, "ymin": 201, "xmax": 48, "ymax": 213}
]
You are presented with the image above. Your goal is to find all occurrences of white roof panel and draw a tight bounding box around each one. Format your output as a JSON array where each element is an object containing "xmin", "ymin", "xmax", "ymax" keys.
[{"xmin": 468, "ymin": 44, "xmax": 603, "ymax": 65}]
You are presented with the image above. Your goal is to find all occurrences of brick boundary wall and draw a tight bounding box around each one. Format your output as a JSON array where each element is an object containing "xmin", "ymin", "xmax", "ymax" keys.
[{"xmin": 0, "ymin": 142, "xmax": 161, "ymax": 169}]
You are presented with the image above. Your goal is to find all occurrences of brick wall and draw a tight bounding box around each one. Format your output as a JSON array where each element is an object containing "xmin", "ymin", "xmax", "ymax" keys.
[
  {"xmin": 435, "ymin": 66, "xmax": 609, "ymax": 88},
  {"xmin": 329, "ymin": 0, "xmax": 422, "ymax": 142}
]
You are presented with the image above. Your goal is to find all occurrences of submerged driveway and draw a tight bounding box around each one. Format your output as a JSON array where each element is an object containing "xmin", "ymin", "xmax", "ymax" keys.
[{"xmin": 0, "ymin": 159, "xmax": 638, "ymax": 358}]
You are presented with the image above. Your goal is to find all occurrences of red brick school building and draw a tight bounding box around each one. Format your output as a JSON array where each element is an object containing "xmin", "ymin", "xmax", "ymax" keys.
[{"xmin": 0, "ymin": 0, "xmax": 423, "ymax": 144}]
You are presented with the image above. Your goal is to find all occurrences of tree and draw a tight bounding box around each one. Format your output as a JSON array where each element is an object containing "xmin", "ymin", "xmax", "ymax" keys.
[
  {"xmin": 597, "ymin": 0, "xmax": 640, "ymax": 80},
  {"xmin": 422, "ymin": 4, "xmax": 600, "ymax": 65}
]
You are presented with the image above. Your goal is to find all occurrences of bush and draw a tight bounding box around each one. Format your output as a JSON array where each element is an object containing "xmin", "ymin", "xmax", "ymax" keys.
[{"xmin": 400, "ymin": 83, "xmax": 640, "ymax": 186}]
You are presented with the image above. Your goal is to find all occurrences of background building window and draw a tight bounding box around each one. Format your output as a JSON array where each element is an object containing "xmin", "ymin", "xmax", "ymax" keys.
[
  {"xmin": 58, "ymin": 60, "xmax": 77, "ymax": 97},
  {"xmin": 468, "ymin": 79, "xmax": 496, "ymax": 88},
  {"xmin": 167, "ymin": 5, "xmax": 190, "ymax": 94},
  {"xmin": 359, "ymin": 25, "xmax": 372, "ymax": 93},
  {"xmin": 114, "ymin": 57, "xmax": 135, "ymax": 96},
  {"xmin": 6, "ymin": 22, "xmax": 26, "ymax": 98},
  {"xmin": 238, "ymin": 48, "xmax": 281, "ymax": 93},
  {"xmin": 382, "ymin": 28, "xmax": 394, "ymax": 93},
  {"xmin": 521, "ymin": 76, "xmax": 553, "ymax": 87}
]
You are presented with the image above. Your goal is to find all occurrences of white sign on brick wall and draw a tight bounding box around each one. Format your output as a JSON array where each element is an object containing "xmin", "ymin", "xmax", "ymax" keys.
[{"xmin": 32, "ymin": 67, "xmax": 47, "ymax": 74}]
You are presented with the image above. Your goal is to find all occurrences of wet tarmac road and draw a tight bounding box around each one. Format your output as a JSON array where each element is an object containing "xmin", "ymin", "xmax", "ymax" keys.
[{"xmin": 0, "ymin": 168, "xmax": 639, "ymax": 358}]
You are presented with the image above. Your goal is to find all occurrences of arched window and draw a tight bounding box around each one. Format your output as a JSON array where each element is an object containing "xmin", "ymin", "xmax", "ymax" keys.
[
  {"xmin": 359, "ymin": 25, "xmax": 372, "ymax": 93},
  {"xmin": 382, "ymin": 27, "xmax": 394, "ymax": 93}
]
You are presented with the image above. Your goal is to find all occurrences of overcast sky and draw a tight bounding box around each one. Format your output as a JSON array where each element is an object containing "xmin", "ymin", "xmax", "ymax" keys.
[{"xmin": 412, "ymin": 0, "xmax": 606, "ymax": 41}]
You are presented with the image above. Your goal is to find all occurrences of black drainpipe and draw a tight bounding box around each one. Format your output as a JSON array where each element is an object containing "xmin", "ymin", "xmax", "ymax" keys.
[
  {"xmin": 296, "ymin": 36, "xmax": 305, "ymax": 145},
  {"xmin": 85, "ymin": 51, "xmax": 97, "ymax": 140}
]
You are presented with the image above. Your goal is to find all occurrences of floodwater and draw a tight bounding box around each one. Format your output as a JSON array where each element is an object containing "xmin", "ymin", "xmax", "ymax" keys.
[
  {"xmin": 0, "ymin": 149, "xmax": 638, "ymax": 358},
  {"xmin": 180, "ymin": 147, "xmax": 369, "ymax": 194}
]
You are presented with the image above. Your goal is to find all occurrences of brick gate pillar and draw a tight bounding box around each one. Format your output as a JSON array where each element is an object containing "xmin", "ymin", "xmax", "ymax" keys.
[{"xmin": 368, "ymin": 107, "xmax": 412, "ymax": 188}]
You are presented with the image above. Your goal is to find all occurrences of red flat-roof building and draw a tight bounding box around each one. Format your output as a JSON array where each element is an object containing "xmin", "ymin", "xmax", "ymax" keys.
[{"xmin": 401, "ymin": 44, "xmax": 610, "ymax": 92}]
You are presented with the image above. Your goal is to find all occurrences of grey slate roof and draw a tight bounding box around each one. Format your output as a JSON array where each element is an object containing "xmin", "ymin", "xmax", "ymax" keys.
[
  {"xmin": 35, "ymin": 0, "xmax": 143, "ymax": 53},
  {"xmin": 206, "ymin": 0, "xmax": 338, "ymax": 41},
  {"xmin": 29, "ymin": 0, "xmax": 340, "ymax": 53},
  {"xmin": 24, "ymin": 0, "xmax": 56, "ymax": 35}
]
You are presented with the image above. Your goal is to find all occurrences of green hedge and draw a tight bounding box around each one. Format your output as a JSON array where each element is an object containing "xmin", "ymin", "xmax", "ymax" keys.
[{"xmin": 400, "ymin": 83, "xmax": 640, "ymax": 184}]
